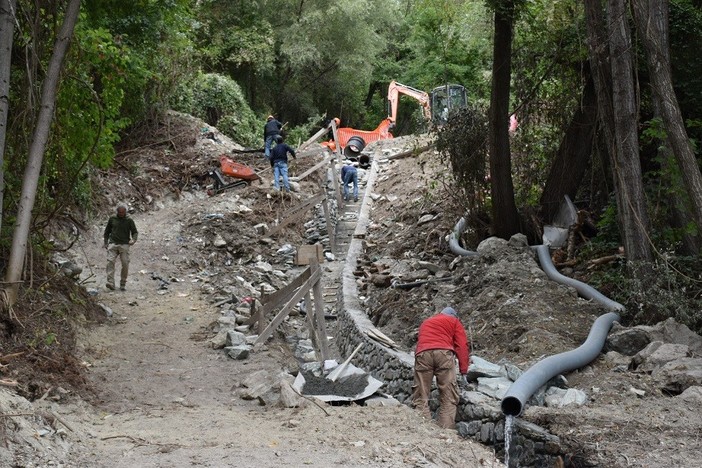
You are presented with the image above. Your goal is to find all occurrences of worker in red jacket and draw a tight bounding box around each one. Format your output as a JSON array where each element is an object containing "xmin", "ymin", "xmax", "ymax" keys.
[{"xmin": 412, "ymin": 306, "xmax": 470, "ymax": 429}]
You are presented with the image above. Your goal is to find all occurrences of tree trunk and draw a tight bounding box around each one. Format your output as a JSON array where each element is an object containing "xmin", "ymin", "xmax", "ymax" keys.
[
  {"xmin": 488, "ymin": 1, "xmax": 520, "ymax": 239},
  {"xmin": 632, "ymin": 0, "xmax": 702, "ymax": 254},
  {"xmin": 606, "ymin": 0, "xmax": 652, "ymax": 262},
  {"xmin": 586, "ymin": 0, "xmax": 652, "ymax": 263},
  {"xmin": 0, "ymin": 0, "xmax": 17, "ymax": 235},
  {"xmin": 540, "ymin": 70, "xmax": 598, "ymax": 223},
  {"xmin": 2, "ymin": 0, "xmax": 81, "ymax": 307}
]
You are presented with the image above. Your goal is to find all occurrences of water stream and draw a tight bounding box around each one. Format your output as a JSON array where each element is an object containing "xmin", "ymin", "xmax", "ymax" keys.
[{"xmin": 504, "ymin": 415, "xmax": 514, "ymax": 467}]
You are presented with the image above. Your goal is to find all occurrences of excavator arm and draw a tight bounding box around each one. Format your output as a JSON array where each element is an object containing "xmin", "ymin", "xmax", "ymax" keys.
[{"xmin": 387, "ymin": 80, "xmax": 432, "ymax": 123}]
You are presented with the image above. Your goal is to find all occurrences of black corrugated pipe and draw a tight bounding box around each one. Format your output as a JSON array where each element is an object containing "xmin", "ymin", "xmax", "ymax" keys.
[
  {"xmin": 449, "ymin": 217, "xmax": 479, "ymax": 257},
  {"xmin": 534, "ymin": 244, "xmax": 625, "ymax": 312},
  {"xmin": 501, "ymin": 311, "xmax": 620, "ymax": 416}
]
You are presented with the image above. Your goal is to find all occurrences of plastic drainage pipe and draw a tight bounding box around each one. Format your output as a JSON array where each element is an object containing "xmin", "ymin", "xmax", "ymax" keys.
[
  {"xmin": 449, "ymin": 217, "xmax": 479, "ymax": 257},
  {"xmin": 534, "ymin": 244, "xmax": 625, "ymax": 312},
  {"xmin": 501, "ymin": 311, "xmax": 620, "ymax": 416}
]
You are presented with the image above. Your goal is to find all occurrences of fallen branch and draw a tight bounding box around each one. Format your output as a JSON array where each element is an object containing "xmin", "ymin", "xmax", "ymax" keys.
[
  {"xmin": 0, "ymin": 352, "xmax": 25, "ymax": 363},
  {"xmin": 50, "ymin": 411, "xmax": 74, "ymax": 432},
  {"xmin": 0, "ymin": 379, "xmax": 19, "ymax": 387},
  {"xmin": 587, "ymin": 254, "xmax": 623, "ymax": 269},
  {"xmin": 291, "ymin": 386, "xmax": 331, "ymax": 416},
  {"xmin": 386, "ymin": 144, "xmax": 433, "ymax": 160}
]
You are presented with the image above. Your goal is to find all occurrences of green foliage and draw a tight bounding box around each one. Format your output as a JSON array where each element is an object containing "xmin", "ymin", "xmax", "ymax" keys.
[
  {"xmin": 83, "ymin": 0, "xmax": 197, "ymax": 122},
  {"xmin": 509, "ymin": 0, "xmax": 588, "ymax": 209},
  {"xmin": 435, "ymin": 104, "xmax": 490, "ymax": 213},
  {"xmin": 403, "ymin": 0, "xmax": 491, "ymax": 100},
  {"xmin": 587, "ymin": 257, "xmax": 702, "ymax": 334},
  {"xmin": 284, "ymin": 114, "xmax": 326, "ymax": 148},
  {"xmin": 173, "ymin": 73, "xmax": 259, "ymax": 147}
]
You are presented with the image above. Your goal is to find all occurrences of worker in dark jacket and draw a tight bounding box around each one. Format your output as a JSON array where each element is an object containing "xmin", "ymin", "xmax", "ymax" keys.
[
  {"xmin": 269, "ymin": 134, "xmax": 296, "ymax": 192},
  {"xmin": 412, "ymin": 306, "xmax": 470, "ymax": 428},
  {"xmin": 263, "ymin": 115, "xmax": 283, "ymax": 159},
  {"xmin": 103, "ymin": 204, "xmax": 138, "ymax": 291}
]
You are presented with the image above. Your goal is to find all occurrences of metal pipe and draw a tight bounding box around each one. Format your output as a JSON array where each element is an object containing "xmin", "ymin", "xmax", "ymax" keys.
[
  {"xmin": 534, "ymin": 244, "xmax": 625, "ymax": 312},
  {"xmin": 449, "ymin": 217, "xmax": 479, "ymax": 257},
  {"xmin": 501, "ymin": 311, "xmax": 620, "ymax": 416}
]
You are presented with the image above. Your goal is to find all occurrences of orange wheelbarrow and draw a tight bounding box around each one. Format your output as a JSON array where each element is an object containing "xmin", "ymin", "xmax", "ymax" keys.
[{"xmin": 206, "ymin": 154, "xmax": 260, "ymax": 196}]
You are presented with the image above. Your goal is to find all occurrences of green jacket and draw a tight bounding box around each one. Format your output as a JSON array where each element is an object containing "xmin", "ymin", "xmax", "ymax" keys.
[{"xmin": 104, "ymin": 215, "xmax": 138, "ymax": 245}]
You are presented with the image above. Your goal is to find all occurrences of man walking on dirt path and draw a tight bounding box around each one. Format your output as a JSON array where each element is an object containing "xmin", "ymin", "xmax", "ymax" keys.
[
  {"xmin": 269, "ymin": 134, "xmax": 296, "ymax": 192},
  {"xmin": 341, "ymin": 161, "xmax": 359, "ymax": 202},
  {"xmin": 103, "ymin": 204, "xmax": 138, "ymax": 291},
  {"xmin": 263, "ymin": 115, "xmax": 283, "ymax": 159},
  {"xmin": 412, "ymin": 306, "xmax": 470, "ymax": 429}
]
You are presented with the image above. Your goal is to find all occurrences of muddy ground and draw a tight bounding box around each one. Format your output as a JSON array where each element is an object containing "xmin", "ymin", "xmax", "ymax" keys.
[{"xmin": 1, "ymin": 111, "xmax": 701, "ymax": 467}]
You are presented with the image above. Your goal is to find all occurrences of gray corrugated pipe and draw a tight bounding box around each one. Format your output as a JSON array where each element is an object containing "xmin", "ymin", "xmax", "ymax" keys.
[
  {"xmin": 501, "ymin": 311, "xmax": 620, "ymax": 416},
  {"xmin": 501, "ymin": 244, "xmax": 624, "ymax": 416},
  {"xmin": 534, "ymin": 244, "xmax": 625, "ymax": 312},
  {"xmin": 449, "ymin": 217, "xmax": 479, "ymax": 257}
]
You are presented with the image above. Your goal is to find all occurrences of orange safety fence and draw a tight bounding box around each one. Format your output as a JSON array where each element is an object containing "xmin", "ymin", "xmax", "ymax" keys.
[{"xmin": 324, "ymin": 118, "xmax": 394, "ymax": 152}]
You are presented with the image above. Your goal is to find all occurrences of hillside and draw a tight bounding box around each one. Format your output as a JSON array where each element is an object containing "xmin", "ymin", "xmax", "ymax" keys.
[{"xmin": 1, "ymin": 111, "xmax": 701, "ymax": 467}]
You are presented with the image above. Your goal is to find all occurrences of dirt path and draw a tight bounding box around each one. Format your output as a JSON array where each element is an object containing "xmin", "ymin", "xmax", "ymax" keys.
[{"xmin": 58, "ymin": 191, "xmax": 503, "ymax": 467}]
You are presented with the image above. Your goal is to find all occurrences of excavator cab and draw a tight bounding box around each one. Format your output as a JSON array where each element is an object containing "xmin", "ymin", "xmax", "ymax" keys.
[{"xmin": 429, "ymin": 84, "xmax": 467, "ymax": 124}]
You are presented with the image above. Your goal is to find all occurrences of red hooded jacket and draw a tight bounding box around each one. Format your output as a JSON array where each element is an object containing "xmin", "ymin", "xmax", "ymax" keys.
[{"xmin": 416, "ymin": 313, "xmax": 470, "ymax": 374}]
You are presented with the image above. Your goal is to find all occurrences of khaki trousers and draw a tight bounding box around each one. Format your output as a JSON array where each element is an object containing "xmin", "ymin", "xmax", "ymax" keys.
[
  {"xmin": 411, "ymin": 349, "xmax": 459, "ymax": 429},
  {"xmin": 106, "ymin": 244, "xmax": 130, "ymax": 287}
]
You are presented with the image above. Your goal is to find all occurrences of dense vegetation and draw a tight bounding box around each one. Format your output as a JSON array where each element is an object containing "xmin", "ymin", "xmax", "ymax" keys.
[{"xmin": 2, "ymin": 0, "xmax": 702, "ymax": 335}]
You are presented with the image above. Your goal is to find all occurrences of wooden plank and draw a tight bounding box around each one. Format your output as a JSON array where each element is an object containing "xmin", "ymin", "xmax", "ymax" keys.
[
  {"xmin": 295, "ymin": 244, "xmax": 324, "ymax": 265},
  {"xmin": 296, "ymin": 155, "xmax": 331, "ymax": 181},
  {"xmin": 329, "ymin": 160, "xmax": 343, "ymax": 208},
  {"xmin": 304, "ymin": 290, "xmax": 320, "ymax": 360},
  {"xmin": 310, "ymin": 258, "xmax": 330, "ymax": 361},
  {"xmin": 260, "ymin": 267, "xmax": 311, "ymax": 316},
  {"xmin": 298, "ymin": 123, "xmax": 332, "ymax": 151},
  {"xmin": 320, "ymin": 192, "xmax": 335, "ymax": 252},
  {"xmin": 254, "ymin": 267, "xmax": 322, "ymax": 345},
  {"xmin": 268, "ymin": 192, "xmax": 326, "ymax": 236}
]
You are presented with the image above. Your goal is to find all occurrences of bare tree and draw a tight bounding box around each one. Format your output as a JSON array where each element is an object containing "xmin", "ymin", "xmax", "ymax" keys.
[
  {"xmin": 539, "ymin": 70, "xmax": 598, "ymax": 223},
  {"xmin": 632, "ymin": 0, "xmax": 702, "ymax": 254},
  {"xmin": 488, "ymin": 0, "xmax": 520, "ymax": 239},
  {"xmin": 0, "ymin": 0, "xmax": 17, "ymax": 234},
  {"xmin": 2, "ymin": 0, "xmax": 81, "ymax": 308}
]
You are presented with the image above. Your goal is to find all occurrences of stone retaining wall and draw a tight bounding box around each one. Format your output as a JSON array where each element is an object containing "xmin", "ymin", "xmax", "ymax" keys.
[{"xmin": 335, "ymin": 155, "xmax": 566, "ymax": 467}]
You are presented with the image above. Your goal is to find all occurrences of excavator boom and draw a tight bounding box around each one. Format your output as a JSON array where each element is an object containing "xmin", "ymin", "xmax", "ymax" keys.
[{"xmin": 387, "ymin": 80, "xmax": 432, "ymax": 123}]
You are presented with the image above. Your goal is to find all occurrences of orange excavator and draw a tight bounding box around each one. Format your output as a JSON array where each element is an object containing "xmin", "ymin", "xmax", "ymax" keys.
[{"xmin": 318, "ymin": 80, "xmax": 467, "ymax": 161}]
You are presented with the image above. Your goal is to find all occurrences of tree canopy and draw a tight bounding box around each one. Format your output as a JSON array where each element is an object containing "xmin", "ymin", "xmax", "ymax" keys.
[{"xmin": 2, "ymin": 0, "xmax": 702, "ymax": 331}]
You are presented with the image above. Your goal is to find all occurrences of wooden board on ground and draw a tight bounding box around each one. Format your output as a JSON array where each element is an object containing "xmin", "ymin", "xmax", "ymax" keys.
[
  {"xmin": 295, "ymin": 244, "xmax": 324, "ymax": 265},
  {"xmin": 366, "ymin": 328, "xmax": 397, "ymax": 348}
]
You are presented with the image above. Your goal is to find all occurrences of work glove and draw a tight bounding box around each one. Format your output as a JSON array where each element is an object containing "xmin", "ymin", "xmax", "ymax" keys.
[{"xmin": 458, "ymin": 374, "xmax": 469, "ymax": 390}]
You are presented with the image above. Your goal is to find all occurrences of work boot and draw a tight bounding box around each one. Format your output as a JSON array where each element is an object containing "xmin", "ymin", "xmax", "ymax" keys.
[
  {"xmin": 106, "ymin": 283, "xmax": 115, "ymax": 291},
  {"xmin": 354, "ymin": 197, "xmax": 358, "ymax": 202},
  {"xmin": 120, "ymin": 285, "xmax": 126, "ymax": 291}
]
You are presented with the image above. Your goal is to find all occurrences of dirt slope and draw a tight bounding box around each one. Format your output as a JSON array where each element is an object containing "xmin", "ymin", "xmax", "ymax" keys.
[
  {"xmin": 9, "ymin": 112, "xmax": 501, "ymax": 467},
  {"xmin": 3, "ymin": 111, "xmax": 701, "ymax": 467}
]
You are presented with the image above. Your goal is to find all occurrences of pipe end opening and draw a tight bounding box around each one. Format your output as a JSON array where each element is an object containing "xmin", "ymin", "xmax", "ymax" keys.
[{"xmin": 501, "ymin": 396, "xmax": 522, "ymax": 417}]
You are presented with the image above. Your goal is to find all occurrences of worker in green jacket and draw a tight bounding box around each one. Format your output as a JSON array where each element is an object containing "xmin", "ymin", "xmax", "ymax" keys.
[{"xmin": 103, "ymin": 204, "xmax": 138, "ymax": 291}]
